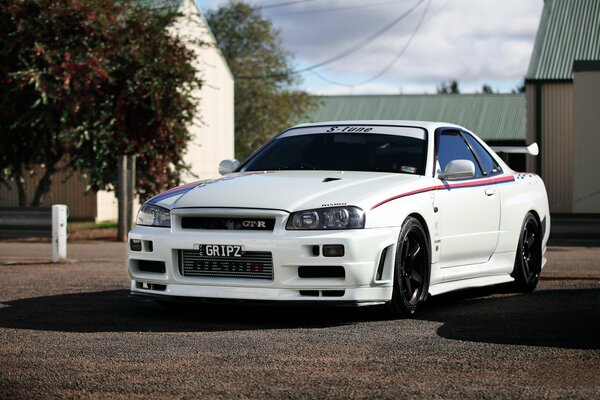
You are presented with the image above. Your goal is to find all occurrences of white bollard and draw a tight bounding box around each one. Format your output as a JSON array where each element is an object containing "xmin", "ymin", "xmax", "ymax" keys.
[{"xmin": 52, "ymin": 204, "xmax": 68, "ymax": 263}]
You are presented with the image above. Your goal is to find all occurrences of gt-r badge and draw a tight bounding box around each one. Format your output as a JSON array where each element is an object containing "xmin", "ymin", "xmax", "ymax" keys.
[{"xmin": 241, "ymin": 220, "xmax": 266, "ymax": 228}]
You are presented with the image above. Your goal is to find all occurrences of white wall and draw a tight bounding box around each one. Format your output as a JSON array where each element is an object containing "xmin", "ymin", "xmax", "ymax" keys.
[
  {"xmin": 96, "ymin": 190, "xmax": 118, "ymax": 222},
  {"xmin": 175, "ymin": 0, "xmax": 235, "ymax": 182}
]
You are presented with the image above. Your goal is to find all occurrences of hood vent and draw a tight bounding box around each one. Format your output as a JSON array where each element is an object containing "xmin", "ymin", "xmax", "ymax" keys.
[{"xmin": 322, "ymin": 177, "xmax": 341, "ymax": 182}]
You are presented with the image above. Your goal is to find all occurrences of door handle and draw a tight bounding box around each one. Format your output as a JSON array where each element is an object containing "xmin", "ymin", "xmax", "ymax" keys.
[{"xmin": 485, "ymin": 188, "xmax": 496, "ymax": 196}]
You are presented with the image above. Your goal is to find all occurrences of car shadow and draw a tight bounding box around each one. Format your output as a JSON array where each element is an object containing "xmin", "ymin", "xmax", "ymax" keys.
[
  {"xmin": 419, "ymin": 283, "xmax": 600, "ymax": 350},
  {"xmin": 0, "ymin": 285, "xmax": 598, "ymax": 349},
  {"xmin": 0, "ymin": 289, "xmax": 383, "ymax": 333}
]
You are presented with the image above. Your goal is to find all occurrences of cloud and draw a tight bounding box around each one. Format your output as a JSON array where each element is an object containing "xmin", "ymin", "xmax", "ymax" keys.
[{"xmin": 197, "ymin": 0, "xmax": 544, "ymax": 94}]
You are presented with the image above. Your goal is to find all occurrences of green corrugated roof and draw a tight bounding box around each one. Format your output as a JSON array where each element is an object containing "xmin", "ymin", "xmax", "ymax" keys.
[
  {"xmin": 526, "ymin": 0, "xmax": 600, "ymax": 81},
  {"xmin": 307, "ymin": 94, "xmax": 526, "ymax": 142}
]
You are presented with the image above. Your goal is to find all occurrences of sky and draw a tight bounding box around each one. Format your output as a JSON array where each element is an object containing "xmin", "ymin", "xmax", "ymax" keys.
[{"xmin": 196, "ymin": 0, "xmax": 545, "ymax": 95}]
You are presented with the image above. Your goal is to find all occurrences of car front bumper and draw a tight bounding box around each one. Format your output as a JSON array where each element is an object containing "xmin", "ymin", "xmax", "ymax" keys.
[{"xmin": 128, "ymin": 209, "xmax": 399, "ymax": 304}]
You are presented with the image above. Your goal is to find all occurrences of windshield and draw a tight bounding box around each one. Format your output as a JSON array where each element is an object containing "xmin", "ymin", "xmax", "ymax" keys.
[{"xmin": 241, "ymin": 125, "xmax": 428, "ymax": 175}]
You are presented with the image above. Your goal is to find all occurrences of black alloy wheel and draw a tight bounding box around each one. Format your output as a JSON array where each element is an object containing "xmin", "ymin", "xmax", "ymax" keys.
[
  {"xmin": 512, "ymin": 212, "xmax": 542, "ymax": 292},
  {"xmin": 387, "ymin": 217, "xmax": 430, "ymax": 317}
]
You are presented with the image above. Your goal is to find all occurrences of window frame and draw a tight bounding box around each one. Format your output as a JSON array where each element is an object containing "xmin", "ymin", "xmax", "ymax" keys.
[
  {"xmin": 434, "ymin": 128, "xmax": 487, "ymax": 180},
  {"xmin": 461, "ymin": 131, "xmax": 503, "ymax": 177}
]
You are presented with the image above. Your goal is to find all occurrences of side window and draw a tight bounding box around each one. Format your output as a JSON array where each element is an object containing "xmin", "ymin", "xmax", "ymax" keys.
[
  {"xmin": 437, "ymin": 132, "xmax": 482, "ymax": 178},
  {"xmin": 463, "ymin": 133, "xmax": 502, "ymax": 176}
]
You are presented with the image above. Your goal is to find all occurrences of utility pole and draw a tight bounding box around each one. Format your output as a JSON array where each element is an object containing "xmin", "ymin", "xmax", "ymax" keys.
[
  {"xmin": 126, "ymin": 155, "xmax": 136, "ymax": 233},
  {"xmin": 117, "ymin": 155, "xmax": 137, "ymax": 241},
  {"xmin": 117, "ymin": 155, "xmax": 128, "ymax": 242}
]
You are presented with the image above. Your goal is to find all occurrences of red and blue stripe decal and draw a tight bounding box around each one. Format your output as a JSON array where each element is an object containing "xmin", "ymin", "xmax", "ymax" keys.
[
  {"xmin": 147, "ymin": 182, "xmax": 202, "ymax": 204},
  {"xmin": 147, "ymin": 171, "xmax": 274, "ymax": 205},
  {"xmin": 370, "ymin": 175, "xmax": 515, "ymax": 210}
]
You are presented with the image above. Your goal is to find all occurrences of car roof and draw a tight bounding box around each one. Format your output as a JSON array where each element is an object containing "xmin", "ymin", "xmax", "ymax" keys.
[{"xmin": 291, "ymin": 120, "xmax": 466, "ymax": 132}]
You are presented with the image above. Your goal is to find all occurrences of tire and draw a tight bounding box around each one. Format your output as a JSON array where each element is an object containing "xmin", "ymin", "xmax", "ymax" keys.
[
  {"xmin": 511, "ymin": 212, "xmax": 542, "ymax": 292},
  {"xmin": 386, "ymin": 217, "xmax": 430, "ymax": 318}
]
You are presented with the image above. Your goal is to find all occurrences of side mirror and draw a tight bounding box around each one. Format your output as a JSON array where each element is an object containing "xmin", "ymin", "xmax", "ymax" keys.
[
  {"xmin": 438, "ymin": 159, "xmax": 475, "ymax": 180},
  {"xmin": 218, "ymin": 159, "xmax": 240, "ymax": 176}
]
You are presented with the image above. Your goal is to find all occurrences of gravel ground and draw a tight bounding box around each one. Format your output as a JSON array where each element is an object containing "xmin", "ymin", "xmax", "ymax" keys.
[{"xmin": 0, "ymin": 241, "xmax": 598, "ymax": 399}]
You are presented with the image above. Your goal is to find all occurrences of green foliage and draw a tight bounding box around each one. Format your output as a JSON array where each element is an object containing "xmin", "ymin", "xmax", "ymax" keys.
[
  {"xmin": 206, "ymin": 1, "xmax": 317, "ymax": 160},
  {"xmin": 437, "ymin": 80, "xmax": 460, "ymax": 94},
  {"xmin": 512, "ymin": 80, "xmax": 526, "ymax": 94},
  {"xmin": 481, "ymin": 84, "xmax": 494, "ymax": 94},
  {"xmin": 70, "ymin": 221, "xmax": 117, "ymax": 231},
  {"xmin": 71, "ymin": 1, "xmax": 201, "ymax": 201},
  {"xmin": 0, "ymin": 0, "xmax": 201, "ymax": 204}
]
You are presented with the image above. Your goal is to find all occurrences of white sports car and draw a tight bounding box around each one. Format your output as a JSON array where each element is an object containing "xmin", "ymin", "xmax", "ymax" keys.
[{"xmin": 128, "ymin": 120, "xmax": 550, "ymax": 316}]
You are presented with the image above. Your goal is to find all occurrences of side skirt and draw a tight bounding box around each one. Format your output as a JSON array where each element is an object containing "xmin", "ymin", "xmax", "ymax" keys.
[{"xmin": 428, "ymin": 274, "xmax": 514, "ymax": 296}]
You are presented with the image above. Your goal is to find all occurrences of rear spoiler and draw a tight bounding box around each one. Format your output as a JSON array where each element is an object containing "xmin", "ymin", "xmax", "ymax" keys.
[{"xmin": 490, "ymin": 143, "xmax": 539, "ymax": 156}]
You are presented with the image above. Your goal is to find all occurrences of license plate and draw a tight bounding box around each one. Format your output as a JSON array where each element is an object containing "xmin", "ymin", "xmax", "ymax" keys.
[{"xmin": 197, "ymin": 244, "xmax": 243, "ymax": 258}]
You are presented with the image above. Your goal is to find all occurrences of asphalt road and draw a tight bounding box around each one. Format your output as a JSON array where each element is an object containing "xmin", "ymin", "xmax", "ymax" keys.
[{"xmin": 0, "ymin": 241, "xmax": 599, "ymax": 399}]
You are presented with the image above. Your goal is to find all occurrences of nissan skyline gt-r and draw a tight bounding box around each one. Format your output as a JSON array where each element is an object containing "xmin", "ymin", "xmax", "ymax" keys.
[{"xmin": 128, "ymin": 120, "xmax": 550, "ymax": 317}]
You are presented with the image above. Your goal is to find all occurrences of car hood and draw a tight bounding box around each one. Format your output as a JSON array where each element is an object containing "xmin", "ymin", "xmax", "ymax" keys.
[{"xmin": 149, "ymin": 171, "xmax": 422, "ymax": 212}]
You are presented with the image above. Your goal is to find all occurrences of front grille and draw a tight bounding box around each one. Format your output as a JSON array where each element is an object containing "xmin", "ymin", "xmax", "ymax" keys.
[
  {"xmin": 181, "ymin": 217, "xmax": 275, "ymax": 231},
  {"xmin": 179, "ymin": 250, "xmax": 273, "ymax": 280}
]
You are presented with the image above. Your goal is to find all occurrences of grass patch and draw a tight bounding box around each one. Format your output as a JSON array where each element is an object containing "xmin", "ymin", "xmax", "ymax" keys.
[
  {"xmin": 69, "ymin": 221, "xmax": 117, "ymax": 232},
  {"xmin": 68, "ymin": 221, "xmax": 118, "ymax": 241}
]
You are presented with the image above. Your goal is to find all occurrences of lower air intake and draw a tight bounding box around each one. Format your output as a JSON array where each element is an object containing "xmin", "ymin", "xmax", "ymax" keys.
[
  {"xmin": 298, "ymin": 266, "xmax": 345, "ymax": 279},
  {"xmin": 137, "ymin": 260, "xmax": 166, "ymax": 273},
  {"xmin": 179, "ymin": 250, "xmax": 273, "ymax": 280}
]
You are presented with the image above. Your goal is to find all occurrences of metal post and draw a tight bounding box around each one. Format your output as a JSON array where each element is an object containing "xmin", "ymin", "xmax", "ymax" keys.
[
  {"xmin": 117, "ymin": 155, "xmax": 128, "ymax": 242},
  {"xmin": 126, "ymin": 155, "xmax": 137, "ymax": 233},
  {"xmin": 52, "ymin": 204, "xmax": 68, "ymax": 262}
]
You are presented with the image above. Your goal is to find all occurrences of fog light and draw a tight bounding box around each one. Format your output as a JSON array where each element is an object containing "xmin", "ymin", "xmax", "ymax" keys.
[
  {"xmin": 130, "ymin": 239, "xmax": 142, "ymax": 251},
  {"xmin": 323, "ymin": 244, "xmax": 344, "ymax": 257}
]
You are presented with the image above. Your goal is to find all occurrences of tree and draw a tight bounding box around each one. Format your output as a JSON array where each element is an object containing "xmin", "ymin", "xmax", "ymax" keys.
[
  {"xmin": 437, "ymin": 80, "xmax": 460, "ymax": 94},
  {"xmin": 481, "ymin": 84, "xmax": 494, "ymax": 94},
  {"xmin": 1, "ymin": 0, "xmax": 116, "ymax": 205},
  {"xmin": 0, "ymin": 0, "xmax": 200, "ymax": 205},
  {"xmin": 512, "ymin": 80, "xmax": 526, "ymax": 94},
  {"xmin": 71, "ymin": 1, "xmax": 201, "ymax": 202},
  {"xmin": 206, "ymin": 1, "xmax": 317, "ymax": 160}
]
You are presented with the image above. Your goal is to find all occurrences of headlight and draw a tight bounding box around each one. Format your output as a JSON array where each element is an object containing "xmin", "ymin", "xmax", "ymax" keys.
[
  {"xmin": 136, "ymin": 203, "xmax": 171, "ymax": 228},
  {"xmin": 286, "ymin": 206, "xmax": 365, "ymax": 230}
]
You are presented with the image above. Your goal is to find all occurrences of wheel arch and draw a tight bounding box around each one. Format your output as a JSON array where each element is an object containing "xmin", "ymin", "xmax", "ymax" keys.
[
  {"xmin": 511, "ymin": 209, "xmax": 543, "ymax": 292},
  {"xmin": 526, "ymin": 209, "xmax": 546, "ymax": 256},
  {"xmin": 527, "ymin": 209, "xmax": 548, "ymax": 241},
  {"xmin": 387, "ymin": 211, "xmax": 432, "ymax": 317},
  {"xmin": 528, "ymin": 208, "xmax": 541, "ymax": 225},
  {"xmin": 406, "ymin": 212, "xmax": 432, "ymax": 261}
]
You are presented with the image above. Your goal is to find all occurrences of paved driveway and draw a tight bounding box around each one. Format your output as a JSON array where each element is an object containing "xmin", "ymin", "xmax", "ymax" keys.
[{"xmin": 0, "ymin": 241, "xmax": 598, "ymax": 399}]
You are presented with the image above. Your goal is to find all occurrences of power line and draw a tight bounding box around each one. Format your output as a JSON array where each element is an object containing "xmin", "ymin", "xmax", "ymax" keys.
[
  {"xmin": 295, "ymin": 0, "xmax": 424, "ymax": 73},
  {"xmin": 267, "ymin": 0, "xmax": 403, "ymax": 17},
  {"xmin": 309, "ymin": 0, "xmax": 432, "ymax": 87},
  {"xmin": 238, "ymin": 0, "xmax": 425, "ymax": 80},
  {"xmin": 349, "ymin": 1, "xmax": 446, "ymax": 60},
  {"xmin": 254, "ymin": 0, "xmax": 320, "ymax": 10}
]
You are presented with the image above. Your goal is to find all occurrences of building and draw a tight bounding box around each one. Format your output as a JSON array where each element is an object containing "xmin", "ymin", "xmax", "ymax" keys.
[
  {"xmin": 0, "ymin": 0, "xmax": 235, "ymax": 221},
  {"xmin": 525, "ymin": 0, "xmax": 600, "ymax": 214},
  {"xmin": 308, "ymin": 93, "xmax": 528, "ymax": 171}
]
